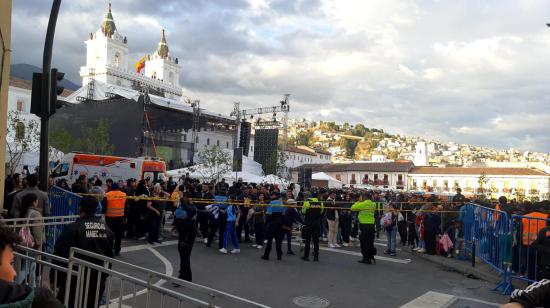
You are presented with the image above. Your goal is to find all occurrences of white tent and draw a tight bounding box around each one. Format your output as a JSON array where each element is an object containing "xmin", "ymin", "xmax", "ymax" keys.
[
  {"xmin": 167, "ymin": 155, "xmax": 265, "ymax": 184},
  {"xmin": 260, "ymin": 174, "xmax": 290, "ymax": 186},
  {"xmin": 312, "ymin": 172, "xmax": 343, "ymax": 189}
]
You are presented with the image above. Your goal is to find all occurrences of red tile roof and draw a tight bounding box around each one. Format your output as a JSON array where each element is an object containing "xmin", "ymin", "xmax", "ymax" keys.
[
  {"xmin": 314, "ymin": 148, "xmax": 332, "ymax": 156},
  {"xmin": 299, "ymin": 161, "xmax": 414, "ymax": 173},
  {"xmin": 9, "ymin": 77, "xmax": 73, "ymax": 97},
  {"xmin": 286, "ymin": 146, "xmax": 317, "ymax": 156}
]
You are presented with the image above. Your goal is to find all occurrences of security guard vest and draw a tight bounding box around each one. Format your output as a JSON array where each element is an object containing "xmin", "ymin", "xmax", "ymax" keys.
[
  {"xmin": 351, "ymin": 199, "xmax": 376, "ymax": 224},
  {"xmin": 302, "ymin": 198, "xmax": 324, "ymax": 224},
  {"xmin": 105, "ymin": 190, "xmax": 126, "ymax": 217},
  {"xmin": 522, "ymin": 212, "xmax": 549, "ymax": 246}
]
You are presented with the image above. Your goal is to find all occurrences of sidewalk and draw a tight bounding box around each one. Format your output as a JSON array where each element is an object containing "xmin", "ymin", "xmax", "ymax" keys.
[{"xmin": 408, "ymin": 248, "xmax": 502, "ymax": 284}]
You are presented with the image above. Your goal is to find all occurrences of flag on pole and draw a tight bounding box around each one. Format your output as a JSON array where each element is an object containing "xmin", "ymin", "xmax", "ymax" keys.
[{"xmin": 135, "ymin": 56, "xmax": 146, "ymax": 73}]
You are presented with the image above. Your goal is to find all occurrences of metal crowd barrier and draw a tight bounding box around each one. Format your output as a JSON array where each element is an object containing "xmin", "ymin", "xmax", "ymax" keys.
[
  {"xmin": 47, "ymin": 186, "xmax": 82, "ymax": 252},
  {"xmin": 13, "ymin": 246, "xmax": 70, "ymax": 294},
  {"xmin": 509, "ymin": 214, "xmax": 550, "ymax": 287},
  {"xmin": 14, "ymin": 245, "xmax": 270, "ymax": 308},
  {"xmin": 1, "ymin": 215, "xmax": 80, "ymax": 253},
  {"xmin": 461, "ymin": 203, "xmax": 513, "ymax": 294}
]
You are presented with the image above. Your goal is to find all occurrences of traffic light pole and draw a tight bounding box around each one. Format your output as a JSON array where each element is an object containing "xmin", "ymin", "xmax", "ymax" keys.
[{"xmin": 38, "ymin": 0, "xmax": 61, "ymax": 191}]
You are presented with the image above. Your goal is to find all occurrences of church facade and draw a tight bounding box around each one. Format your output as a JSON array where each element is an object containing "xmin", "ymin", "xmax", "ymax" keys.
[{"xmin": 49, "ymin": 3, "xmax": 245, "ymax": 168}]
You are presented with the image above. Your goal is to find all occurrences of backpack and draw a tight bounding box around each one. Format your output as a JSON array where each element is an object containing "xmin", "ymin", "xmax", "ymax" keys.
[
  {"xmin": 174, "ymin": 206, "xmax": 188, "ymax": 220},
  {"xmin": 19, "ymin": 225, "xmax": 35, "ymax": 248}
]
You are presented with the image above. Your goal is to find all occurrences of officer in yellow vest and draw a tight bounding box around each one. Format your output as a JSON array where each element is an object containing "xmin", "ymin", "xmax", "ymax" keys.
[
  {"xmin": 351, "ymin": 192, "xmax": 377, "ymax": 264},
  {"xmin": 301, "ymin": 191, "xmax": 325, "ymax": 262},
  {"xmin": 105, "ymin": 183, "xmax": 127, "ymax": 256}
]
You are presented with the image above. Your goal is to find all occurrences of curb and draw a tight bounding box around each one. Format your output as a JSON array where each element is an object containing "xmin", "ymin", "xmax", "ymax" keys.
[{"xmin": 411, "ymin": 251, "xmax": 502, "ymax": 284}]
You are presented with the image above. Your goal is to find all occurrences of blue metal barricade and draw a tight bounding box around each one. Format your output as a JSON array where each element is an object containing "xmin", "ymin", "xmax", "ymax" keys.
[
  {"xmin": 510, "ymin": 214, "xmax": 550, "ymax": 287},
  {"xmin": 461, "ymin": 203, "xmax": 513, "ymax": 294},
  {"xmin": 46, "ymin": 186, "xmax": 82, "ymax": 252}
]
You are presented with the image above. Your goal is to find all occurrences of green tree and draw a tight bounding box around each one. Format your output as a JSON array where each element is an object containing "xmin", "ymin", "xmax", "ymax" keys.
[
  {"xmin": 196, "ymin": 146, "xmax": 232, "ymax": 183},
  {"xmin": 295, "ymin": 130, "xmax": 314, "ymax": 146},
  {"xmin": 339, "ymin": 138, "xmax": 358, "ymax": 158},
  {"xmin": 76, "ymin": 120, "xmax": 115, "ymax": 155},
  {"xmin": 342, "ymin": 122, "xmax": 350, "ymax": 131},
  {"xmin": 6, "ymin": 111, "xmax": 40, "ymax": 175},
  {"xmin": 353, "ymin": 123, "xmax": 367, "ymax": 137},
  {"xmin": 387, "ymin": 150, "xmax": 399, "ymax": 160},
  {"xmin": 50, "ymin": 129, "xmax": 74, "ymax": 153},
  {"xmin": 50, "ymin": 120, "xmax": 115, "ymax": 155}
]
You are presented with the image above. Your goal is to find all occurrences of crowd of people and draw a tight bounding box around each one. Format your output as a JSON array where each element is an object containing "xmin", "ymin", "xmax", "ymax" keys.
[{"xmin": 2, "ymin": 170, "xmax": 550, "ymax": 307}]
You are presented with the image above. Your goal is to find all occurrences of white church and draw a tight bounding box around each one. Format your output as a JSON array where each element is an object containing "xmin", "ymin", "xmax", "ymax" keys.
[
  {"xmin": 79, "ymin": 3, "xmax": 182, "ymax": 99},
  {"xmin": 8, "ymin": 3, "xmax": 248, "ymax": 171}
]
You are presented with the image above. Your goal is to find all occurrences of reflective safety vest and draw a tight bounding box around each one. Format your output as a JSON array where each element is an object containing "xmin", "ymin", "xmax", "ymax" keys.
[
  {"xmin": 351, "ymin": 199, "xmax": 376, "ymax": 225},
  {"xmin": 522, "ymin": 212, "xmax": 549, "ymax": 246},
  {"xmin": 105, "ymin": 190, "xmax": 127, "ymax": 217}
]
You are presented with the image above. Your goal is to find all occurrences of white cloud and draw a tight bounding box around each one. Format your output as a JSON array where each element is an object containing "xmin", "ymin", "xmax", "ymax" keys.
[{"xmin": 10, "ymin": 0, "xmax": 550, "ymax": 153}]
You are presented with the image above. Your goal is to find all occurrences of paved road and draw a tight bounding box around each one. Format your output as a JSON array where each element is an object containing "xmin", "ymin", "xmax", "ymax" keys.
[{"xmin": 108, "ymin": 235, "xmax": 509, "ymax": 308}]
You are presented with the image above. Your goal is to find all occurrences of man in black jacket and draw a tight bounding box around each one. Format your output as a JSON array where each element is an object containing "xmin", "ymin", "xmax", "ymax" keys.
[
  {"xmin": 53, "ymin": 196, "xmax": 114, "ymax": 308},
  {"xmin": 534, "ymin": 224, "xmax": 550, "ymax": 280},
  {"xmin": 502, "ymin": 279, "xmax": 550, "ymax": 308}
]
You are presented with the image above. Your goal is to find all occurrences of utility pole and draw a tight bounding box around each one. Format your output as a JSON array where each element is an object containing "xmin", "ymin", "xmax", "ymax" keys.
[
  {"xmin": 191, "ymin": 100, "xmax": 200, "ymax": 164},
  {"xmin": 38, "ymin": 0, "xmax": 62, "ymax": 191},
  {"xmin": 0, "ymin": 0, "xmax": 13, "ymax": 210}
]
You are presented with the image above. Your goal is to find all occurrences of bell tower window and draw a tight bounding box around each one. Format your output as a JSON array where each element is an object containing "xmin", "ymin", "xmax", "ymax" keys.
[{"xmin": 114, "ymin": 52, "xmax": 120, "ymax": 67}]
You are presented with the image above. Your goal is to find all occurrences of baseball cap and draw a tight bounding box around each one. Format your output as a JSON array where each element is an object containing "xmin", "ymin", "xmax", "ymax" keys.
[{"xmin": 80, "ymin": 196, "xmax": 99, "ymax": 214}]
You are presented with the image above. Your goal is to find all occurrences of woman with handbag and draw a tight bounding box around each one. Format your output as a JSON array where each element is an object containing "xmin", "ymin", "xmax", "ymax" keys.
[
  {"xmin": 18, "ymin": 193, "xmax": 44, "ymax": 286},
  {"xmin": 383, "ymin": 205, "xmax": 399, "ymax": 256}
]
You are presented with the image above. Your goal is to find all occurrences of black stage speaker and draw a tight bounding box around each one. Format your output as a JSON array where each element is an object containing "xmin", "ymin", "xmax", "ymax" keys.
[{"xmin": 253, "ymin": 128, "xmax": 278, "ymax": 175}]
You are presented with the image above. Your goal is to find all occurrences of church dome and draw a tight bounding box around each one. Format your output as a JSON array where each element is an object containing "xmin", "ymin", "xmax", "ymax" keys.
[
  {"xmin": 156, "ymin": 29, "xmax": 169, "ymax": 59},
  {"xmin": 101, "ymin": 3, "xmax": 117, "ymax": 38}
]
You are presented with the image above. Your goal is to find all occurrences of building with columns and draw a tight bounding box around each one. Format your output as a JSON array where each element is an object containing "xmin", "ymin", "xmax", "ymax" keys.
[
  {"xmin": 292, "ymin": 161, "xmax": 414, "ymax": 190},
  {"xmin": 408, "ymin": 167, "xmax": 550, "ymax": 200}
]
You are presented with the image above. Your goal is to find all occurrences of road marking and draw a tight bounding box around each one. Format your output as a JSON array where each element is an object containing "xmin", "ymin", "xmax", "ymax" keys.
[
  {"xmin": 454, "ymin": 296, "xmax": 501, "ymax": 306},
  {"xmin": 399, "ymin": 291, "xmax": 501, "ymax": 308},
  {"xmin": 121, "ymin": 240, "xmax": 411, "ymax": 264},
  {"xmin": 111, "ymin": 247, "xmax": 174, "ymax": 303},
  {"xmin": 120, "ymin": 240, "xmax": 178, "ymax": 253},
  {"xmin": 400, "ymin": 291, "xmax": 454, "ymax": 308},
  {"xmin": 290, "ymin": 242, "xmax": 412, "ymax": 264}
]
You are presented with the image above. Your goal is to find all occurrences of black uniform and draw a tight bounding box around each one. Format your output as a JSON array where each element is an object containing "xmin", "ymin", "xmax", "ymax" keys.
[
  {"xmin": 196, "ymin": 191, "xmax": 213, "ymax": 239},
  {"xmin": 510, "ymin": 279, "xmax": 550, "ymax": 308},
  {"xmin": 302, "ymin": 198, "xmax": 324, "ymax": 261},
  {"xmin": 534, "ymin": 226, "xmax": 550, "ymax": 280},
  {"xmin": 175, "ymin": 201, "xmax": 198, "ymax": 282},
  {"xmin": 53, "ymin": 215, "xmax": 114, "ymax": 308}
]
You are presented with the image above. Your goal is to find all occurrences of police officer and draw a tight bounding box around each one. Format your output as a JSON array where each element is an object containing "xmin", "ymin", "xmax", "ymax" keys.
[
  {"xmin": 53, "ymin": 196, "xmax": 114, "ymax": 307},
  {"xmin": 262, "ymin": 191, "xmax": 285, "ymax": 261},
  {"xmin": 301, "ymin": 191, "xmax": 325, "ymax": 262},
  {"xmin": 351, "ymin": 192, "xmax": 377, "ymax": 264},
  {"xmin": 104, "ymin": 183, "xmax": 127, "ymax": 256},
  {"xmin": 534, "ymin": 222, "xmax": 550, "ymax": 280}
]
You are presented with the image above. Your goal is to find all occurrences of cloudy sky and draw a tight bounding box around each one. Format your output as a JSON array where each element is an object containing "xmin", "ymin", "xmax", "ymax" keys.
[{"xmin": 10, "ymin": 0, "xmax": 550, "ymax": 153}]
